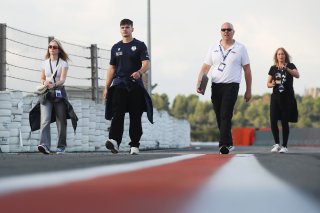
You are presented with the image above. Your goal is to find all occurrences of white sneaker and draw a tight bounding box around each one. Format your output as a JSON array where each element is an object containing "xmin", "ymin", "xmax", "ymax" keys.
[
  {"xmin": 130, "ymin": 147, "xmax": 139, "ymax": 155},
  {"xmin": 228, "ymin": 146, "xmax": 235, "ymax": 152},
  {"xmin": 271, "ymin": 144, "xmax": 281, "ymax": 153},
  {"xmin": 279, "ymin": 146, "xmax": 288, "ymax": 153},
  {"xmin": 105, "ymin": 139, "xmax": 119, "ymax": 154}
]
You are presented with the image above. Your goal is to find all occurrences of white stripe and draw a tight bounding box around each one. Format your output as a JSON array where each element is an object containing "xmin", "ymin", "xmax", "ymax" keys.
[
  {"xmin": 184, "ymin": 154, "xmax": 320, "ymax": 213},
  {"xmin": 0, "ymin": 154, "xmax": 203, "ymax": 195}
]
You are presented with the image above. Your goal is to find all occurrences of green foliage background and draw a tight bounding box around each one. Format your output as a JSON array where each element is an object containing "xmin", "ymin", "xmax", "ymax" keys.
[{"xmin": 152, "ymin": 93, "xmax": 320, "ymax": 141}]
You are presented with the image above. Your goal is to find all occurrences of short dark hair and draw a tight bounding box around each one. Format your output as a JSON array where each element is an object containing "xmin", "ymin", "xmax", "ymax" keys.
[{"xmin": 120, "ymin": 19, "xmax": 133, "ymax": 26}]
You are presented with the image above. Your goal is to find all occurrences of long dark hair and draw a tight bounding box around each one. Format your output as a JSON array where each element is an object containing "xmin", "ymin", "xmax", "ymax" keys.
[
  {"xmin": 273, "ymin": 47, "xmax": 291, "ymax": 65},
  {"xmin": 45, "ymin": 39, "xmax": 70, "ymax": 61}
]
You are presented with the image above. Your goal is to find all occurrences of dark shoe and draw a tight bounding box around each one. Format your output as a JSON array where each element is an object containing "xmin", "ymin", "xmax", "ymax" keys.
[
  {"xmin": 105, "ymin": 139, "xmax": 119, "ymax": 154},
  {"xmin": 56, "ymin": 147, "xmax": 66, "ymax": 154},
  {"xmin": 219, "ymin": 145, "xmax": 229, "ymax": 154},
  {"xmin": 38, "ymin": 144, "xmax": 50, "ymax": 154}
]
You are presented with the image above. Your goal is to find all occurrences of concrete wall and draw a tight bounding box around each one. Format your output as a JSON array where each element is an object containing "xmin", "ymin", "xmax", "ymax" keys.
[
  {"xmin": 0, "ymin": 91, "xmax": 191, "ymax": 153},
  {"xmin": 254, "ymin": 128, "xmax": 320, "ymax": 146}
]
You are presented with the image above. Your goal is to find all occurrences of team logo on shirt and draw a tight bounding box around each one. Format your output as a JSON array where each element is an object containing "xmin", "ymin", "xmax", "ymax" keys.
[
  {"xmin": 116, "ymin": 48, "xmax": 123, "ymax": 56},
  {"xmin": 131, "ymin": 46, "xmax": 137, "ymax": 51},
  {"xmin": 116, "ymin": 51, "xmax": 123, "ymax": 56}
]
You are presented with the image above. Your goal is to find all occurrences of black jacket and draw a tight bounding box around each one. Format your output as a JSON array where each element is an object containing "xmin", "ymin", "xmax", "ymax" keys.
[
  {"xmin": 105, "ymin": 82, "xmax": 153, "ymax": 124},
  {"xmin": 29, "ymin": 98, "xmax": 78, "ymax": 132}
]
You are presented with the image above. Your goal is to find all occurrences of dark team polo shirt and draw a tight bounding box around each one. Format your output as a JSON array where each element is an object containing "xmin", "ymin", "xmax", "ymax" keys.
[
  {"xmin": 110, "ymin": 38, "xmax": 149, "ymax": 87},
  {"xmin": 268, "ymin": 63, "xmax": 297, "ymax": 94}
]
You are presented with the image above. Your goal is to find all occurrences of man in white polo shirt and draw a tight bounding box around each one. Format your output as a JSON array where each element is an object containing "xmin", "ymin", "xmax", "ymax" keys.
[{"xmin": 197, "ymin": 22, "xmax": 252, "ymax": 154}]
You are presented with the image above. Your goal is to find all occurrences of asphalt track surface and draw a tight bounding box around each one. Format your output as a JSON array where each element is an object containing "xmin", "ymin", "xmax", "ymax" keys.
[{"xmin": 0, "ymin": 144, "xmax": 319, "ymax": 213}]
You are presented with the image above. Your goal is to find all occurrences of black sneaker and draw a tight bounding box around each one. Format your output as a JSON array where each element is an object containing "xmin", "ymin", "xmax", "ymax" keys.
[
  {"xmin": 38, "ymin": 144, "xmax": 50, "ymax": 154},
  {"xmin": 219, "ymin": 145, "xmax": 229, "ymax": 154},
  {"xmin": 105, "ymin": 139, "xmax": 119, "ymax": 154}
]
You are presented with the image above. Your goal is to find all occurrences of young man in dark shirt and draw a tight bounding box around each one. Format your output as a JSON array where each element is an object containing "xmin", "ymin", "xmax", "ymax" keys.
[{"xmin": 103, "ymin": 19, "xmax": 153, "ymax": 155}]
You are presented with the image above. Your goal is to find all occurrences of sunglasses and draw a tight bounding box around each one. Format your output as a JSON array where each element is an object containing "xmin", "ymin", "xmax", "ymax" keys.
[
  {"xmin": 221, "ymin": 28, "xmax": 233, "ymax": 32},
  {"xmin": 48, "ymin": 45, "xmax": 59, "ymax": 50}
]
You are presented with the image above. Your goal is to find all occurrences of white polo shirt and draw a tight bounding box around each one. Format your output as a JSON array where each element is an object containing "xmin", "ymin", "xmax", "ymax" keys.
[
  {"xmin": 41, "ymin": 58, "xmax": 68, "ymax": 83},
  {"xmin": 204, "ymin": 41, "xmax": 250, "ymax": 84}
]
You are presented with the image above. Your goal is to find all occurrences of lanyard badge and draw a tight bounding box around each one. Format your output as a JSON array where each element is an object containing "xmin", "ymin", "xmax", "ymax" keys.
[
  {"xmin": 218, "ymin": 62, "xmax": 226, "ymax": 71},
  {"xmin": 55, "ymin": 90, "xmax": 62, "ymax": 97},
  {"xmin": 218, "ymin": 45, "xmax": 232, "ymax": 72}
]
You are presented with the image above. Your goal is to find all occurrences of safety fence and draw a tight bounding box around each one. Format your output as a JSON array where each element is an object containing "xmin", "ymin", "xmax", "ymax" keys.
[{"xmin": 0, "ymin": 24, "xmax": 110, "ymax": 102}]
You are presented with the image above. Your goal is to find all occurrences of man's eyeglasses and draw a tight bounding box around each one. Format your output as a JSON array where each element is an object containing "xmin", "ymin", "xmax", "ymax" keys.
[
  {"xmin": 221, "ymin": 28, "xmax": 233, "ymax": 32},
  {"xmin": 48, "ymin": 45, "xmax": 58, "ymax": 50}
]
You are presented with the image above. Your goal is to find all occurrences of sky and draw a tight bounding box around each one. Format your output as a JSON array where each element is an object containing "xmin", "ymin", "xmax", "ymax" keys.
[{"xmin": 1, "ymin": 0, "xmax": 320, "ymax": 102}]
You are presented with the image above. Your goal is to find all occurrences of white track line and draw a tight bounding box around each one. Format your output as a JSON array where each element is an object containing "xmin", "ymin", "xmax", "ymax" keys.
[
  {"xmin": 0, "ymin": 154, "xmax": 203, "ymax": 196},
  {"xmin": 184, "ymin": 154, "xmax": 320, "ymax": 213}
]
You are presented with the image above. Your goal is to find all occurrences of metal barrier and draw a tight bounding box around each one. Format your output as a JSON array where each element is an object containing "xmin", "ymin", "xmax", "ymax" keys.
[{"xmin": 0, "ymin": 24, "xmax": 110, "ymax": 103}]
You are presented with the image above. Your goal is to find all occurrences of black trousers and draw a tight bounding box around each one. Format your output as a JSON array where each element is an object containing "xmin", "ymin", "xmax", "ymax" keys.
[
  {"xmin": 270, "ymin": 94, "xmax": 289, "ymax": 147},
  {"xmin": 211, "ymin": 83, "xmax": 239, "ymax": 147},
  {"xmin": 109, "ymin": 86, "xmax": 144, "ymax": 148}
]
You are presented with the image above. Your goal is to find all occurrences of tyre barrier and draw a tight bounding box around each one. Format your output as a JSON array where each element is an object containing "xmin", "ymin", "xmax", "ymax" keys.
[{"xmin": 0, "ymin": 92, "xmax": 191, "ymax": 153}]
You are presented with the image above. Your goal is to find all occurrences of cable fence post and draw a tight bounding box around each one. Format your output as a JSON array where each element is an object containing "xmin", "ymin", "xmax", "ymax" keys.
[
  {"xmin": 147, "ymin": 0, "xmax": 152, "ymax": 94},
  {"xmin": 90, "ymin": 44, "xmax": 99, "ymax": 103},
  {"xmin": 48, "ymin": 36, "xmax": 54, "ymax": 43},
  {"xmin": 0, "ymin": 23, "xmax": 7, "ymax": 91}
]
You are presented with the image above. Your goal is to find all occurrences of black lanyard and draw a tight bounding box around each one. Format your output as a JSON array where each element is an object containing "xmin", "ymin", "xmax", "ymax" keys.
[
  {"xmin": 219, "ymin": 45, "xmax": 232, "ymax": 62},
  {"xmin": 49, "ymin": 58, "xmax": 60, "ymax": 83}
]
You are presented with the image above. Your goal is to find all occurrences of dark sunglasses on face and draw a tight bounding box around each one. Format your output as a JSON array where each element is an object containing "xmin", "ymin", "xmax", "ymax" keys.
[
  {"xmin": 221, "ymin": 28, "xmax": 233, "ymax": 32},
  {"xmin": 48, "ymin": 45, "xmax": 58, "ymax": 50}
]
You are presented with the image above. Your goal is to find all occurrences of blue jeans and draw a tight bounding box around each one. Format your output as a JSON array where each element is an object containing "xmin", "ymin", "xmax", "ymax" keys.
[{"xmin": 40, "ymin": 100, "xmax": 67, "ymax": 149}]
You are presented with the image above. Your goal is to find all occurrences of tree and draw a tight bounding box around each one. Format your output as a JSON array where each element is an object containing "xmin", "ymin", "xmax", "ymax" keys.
[
  {"xmin": 152, "ymin": 93, "xmax": 170, "ymax": 112},
  {"xmin": 153, "ymin": 92, "xmax": 320, "ymax": 141},
  {"xmin": 171, "ymin": 95, "xmax": 188, "ymax": 119}
]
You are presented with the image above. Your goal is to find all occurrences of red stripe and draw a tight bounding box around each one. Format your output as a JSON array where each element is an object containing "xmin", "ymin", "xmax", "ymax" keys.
[{"xmin": 0, "ymin": 154, "xmax": 233, "ymax": 213}]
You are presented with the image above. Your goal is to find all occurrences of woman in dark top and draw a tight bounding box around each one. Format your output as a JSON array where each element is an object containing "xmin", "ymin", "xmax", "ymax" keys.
[{"xmin": 267, "ymin": 47, "xmax": 300, "ymax": 153}]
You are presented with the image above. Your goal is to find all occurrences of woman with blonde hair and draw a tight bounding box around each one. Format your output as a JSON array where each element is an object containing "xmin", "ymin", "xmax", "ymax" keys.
[
  {"xmin": 32, "ymin": 39, "xmax": 77, "ymax": 154},
  {"xmin": 267, "ymin": 47, "xmax": 299, "ymax": 153}
]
